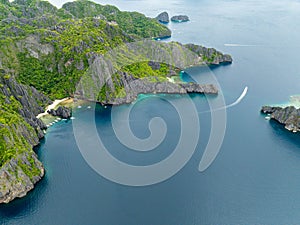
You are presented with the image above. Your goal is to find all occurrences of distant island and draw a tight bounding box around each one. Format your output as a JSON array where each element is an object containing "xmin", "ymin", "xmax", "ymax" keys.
[
  {"xmin": 171, "ymin": 15, "xmax": 190, "ymax": 22},
  {"xmin": 156, "ymin": 12, "xmax": 190, "ymax": 23},
  {"xmin": 156, "ymin": 11, "xmax": 169, "ymax": 23},
  {"xmin": 0, "ymin": 0, "xmax": 232, "ymax": 203}
]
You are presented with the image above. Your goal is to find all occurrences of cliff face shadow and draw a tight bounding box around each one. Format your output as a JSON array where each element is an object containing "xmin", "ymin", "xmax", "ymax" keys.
[
  {"xmin": 0, "ymin": 175, "xmax": 49, "ymax": 221},
  {"xmin": 208, "ymin": 63, "xmax": 232, "ymax": 70},
  {"xmin": 269, "ymin": 119, "xmax": 300, "ymax": 148}
]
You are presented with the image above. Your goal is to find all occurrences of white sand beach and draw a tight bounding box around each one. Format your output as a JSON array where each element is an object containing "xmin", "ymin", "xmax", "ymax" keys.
[{"xmin": 36, "ymin": 97, "xmax": 71, "ymax": 119}]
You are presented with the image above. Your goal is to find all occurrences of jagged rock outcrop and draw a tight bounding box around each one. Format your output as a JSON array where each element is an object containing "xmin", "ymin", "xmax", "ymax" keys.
[
  {"xmin": 48, "ymin": 106, "xmax": 71, "ymax": 119},
  {"xmin": 17, "ymin": 35, "xmax": 54, "ymax": 60},
  {"xmin": 156, "ymin": 12, "xmax": 169, "ymax": 23},
  {"xmin": 0, "ymin": 72, "xmax": 50, "ymax": 139},
  {"xmin": 0, "ymin": 151, "xmax": 44, "ymax": 204},
  {"xmin": 261, "ymin": 106, "xmax": 282, "ymax": 114},
  {"xmin": 185, "ymin": 43, "xmax": 233, "ymax": 65},
  {"xmin": 261, "ymin": 106, "xmax": 300, "ymax": 133},
  {"xmin": 171, "ymin": 15, "xmax": 189, "ymax": 22}
]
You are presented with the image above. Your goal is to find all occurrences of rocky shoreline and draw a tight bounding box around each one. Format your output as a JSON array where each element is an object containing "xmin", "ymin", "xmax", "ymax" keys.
[
  {"xmin": 0, "ymin": 45, "xmax": 231, "ymax": 205},
  {"xmin": 77, "ymin": 42, "xmax": 232, "ymax": 105},
  {"xmin": 0, "ymin": 0, "xmax": 232, "ymax": 204},
  {"xmin": 0, "ymin": 74, "xmax": 72, "ymax": 204},
  {"xmin": 99, "ymin": 79, "xmax": 218, "ymax": 105},
  {"xmin": 261, "ymin": 106, "xmax": 300, "ymax": 133},
  {"xmin": 0, "ymin": 152, "xmax": 44, "ymax": 204}
]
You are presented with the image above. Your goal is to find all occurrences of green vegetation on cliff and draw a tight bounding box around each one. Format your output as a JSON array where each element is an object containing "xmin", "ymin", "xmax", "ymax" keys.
[
  {"xmin": 0, "ymin": 0, "xmax": 174, "ymax": 180},
  {"xmin": 0, "ymin": 0, "xmax": 229, "ymax": 102},
  {"xmin": 122, "ymin": 62, "xmax": 172, "ymax": 80},
  {"xmin": 0, "ymin": 0, "xmax": 171, "ymax": 99},
  {"xmin": 0, "ymin": 0, "xmax": 232, "ymax": 203},
  {"xmin": 0, "ymin": 69, "xmax": 45, "ymax": 203},
  {"xmin": 0, "ymin": 93, "xmax": 35, "ymax": 167},
  {"xmin": 0, "ymin": 70, "xmax": 44, "ymax": 168},
  {"xmin": 62, "ymin": 0, "xmax": 171, "ymax": 39}
]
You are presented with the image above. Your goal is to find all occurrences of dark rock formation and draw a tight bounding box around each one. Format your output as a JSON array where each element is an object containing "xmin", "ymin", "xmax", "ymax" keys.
[
  {"xmin": 261, "ymin": 106, "xmax": 282, "ymax": 114},
  {"xmin": 180, "ymin": 83, "xmax": 217, "ymax": 94},
  {"xmin": 261, "ymin": 106, "xmax": 300, "ymax": 133},
  {"xmin": 185, "ymin": 43, "xmax": 233, "ymax": 65},
  {"xmin": 171, "ymin": 15, "xmax": 189, "ymax": 22},
  {"xmin": 148, "ymin": 61, "xmax": 161, "ymax": 70},
  {"xmin": 48, "ymin": 106, "xmax": 71, "ymax": 119},
  {"xmin": 156, "ymin": 12, "xmax": 169, "ymax": 23}
]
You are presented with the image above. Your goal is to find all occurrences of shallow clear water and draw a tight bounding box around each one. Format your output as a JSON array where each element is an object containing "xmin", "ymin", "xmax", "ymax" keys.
[{"xmin": 1, "ymin": 0, "xmax": 300, "ymax": 224}]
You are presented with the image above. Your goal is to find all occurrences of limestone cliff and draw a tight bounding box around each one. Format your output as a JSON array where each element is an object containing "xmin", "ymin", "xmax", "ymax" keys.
[{"xmin": 0, "ymin": 71, "xmax": 49, "ymax": 203}]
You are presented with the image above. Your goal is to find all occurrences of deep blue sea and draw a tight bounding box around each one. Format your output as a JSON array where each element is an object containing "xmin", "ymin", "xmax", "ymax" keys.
[{"xmin": 1, "ymin": 0, "xmax": 300, "ymax": 224}]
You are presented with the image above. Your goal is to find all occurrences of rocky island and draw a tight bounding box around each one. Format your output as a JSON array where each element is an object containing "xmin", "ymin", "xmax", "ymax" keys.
[
  {"xmin": 0, "ymin": 0, "xmax": 232, "ymax": 203},
  {"xmin": 171, "ymin": 15, "xmax": 190, "ymax": 22},
  {"xmin": 156, "ymin": 11, "xmax": 170, "ymax": 23},
  {"xmin": 156, "ymin": 12, "xmax": 189, "ymax": 24},
  {"xmin": 261, "ymin": 106, "xmax": 300, "ymax": 133}
]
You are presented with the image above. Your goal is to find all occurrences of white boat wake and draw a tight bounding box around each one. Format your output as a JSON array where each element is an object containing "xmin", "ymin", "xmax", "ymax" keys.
[
  {"xmin": 226, "ymin": 86, "xmax": 248, "ymax": 108},
  {"xmin": 200, "ymin": 86, "xmax": 248, "ymax": 114},
  {"xmin": 224, "ymin": 44, "xmax": 258, "ymax": 47}
]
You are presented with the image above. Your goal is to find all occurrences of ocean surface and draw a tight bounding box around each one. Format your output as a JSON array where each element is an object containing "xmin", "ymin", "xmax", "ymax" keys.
[{"xmin": 1, "ymin": 0, "xmax": 300, "ymax": 224}]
